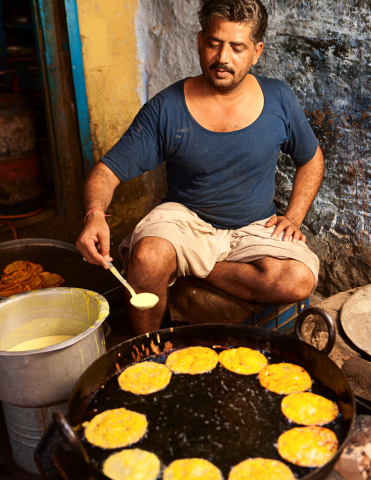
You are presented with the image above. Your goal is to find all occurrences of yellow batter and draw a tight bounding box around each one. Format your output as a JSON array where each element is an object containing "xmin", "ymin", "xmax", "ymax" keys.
[
  {"xmin": 163, "ymin": 458, "xmax": 222, "ymax": 480},
  {"xmin": 281, "ymin": 393, "xmax": 339, "ymax": 426},
  {"xmin": 85, "ymin": 408, "xmax": 148, "ymax": 449},
  {"xmin": 8, "ymin": 335, "xmax": 73, "ymax": 352},
  {"xmin": 103, "ymin": 449, "xmax": 161, "ymax": 480},
  {"xmin": 166, "ymin": 347, "xmax": 218, "ymax": 375},
  {"xmin": 228, "ymin": 458, "xmax": 295, "ymax": 480},
  {"xmin": 130, "ymin": 293, "xmax": 159, "ymax": 309},
  {"xmin": 118, "ymin": 361, "xmax": 172, "ymax": 395},
  {"xmin": 259, "ymin": 363, "xmax": 312, "ymax": 395},
  {"xmin": 277, "ymin": 426, "xmax": 338, "ymax": 467},
  {"xmin": 219, "ymin": 347, "xmax": 268, "ymax": 375}
]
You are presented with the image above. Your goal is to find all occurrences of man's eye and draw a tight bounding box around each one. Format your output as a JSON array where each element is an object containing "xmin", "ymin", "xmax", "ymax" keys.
[{"xmin": 233, "ymin": 49, "xmax": 243, "ymax": 53}]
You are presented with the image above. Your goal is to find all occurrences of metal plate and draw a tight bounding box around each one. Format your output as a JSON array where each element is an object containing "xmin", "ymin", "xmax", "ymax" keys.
[
  {"xmin": 341, "ymin": 284, "xmax": 371, "ymax": 356},
  {"xmin": 0, "ymin": 239, "xmax": 122, "ymax": 300}
]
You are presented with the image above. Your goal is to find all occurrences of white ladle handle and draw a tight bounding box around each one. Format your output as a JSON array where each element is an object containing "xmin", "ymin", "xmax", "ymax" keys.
[{"xmin": 106, "ymin": 260, "xmax": 136, "ymax": 298}]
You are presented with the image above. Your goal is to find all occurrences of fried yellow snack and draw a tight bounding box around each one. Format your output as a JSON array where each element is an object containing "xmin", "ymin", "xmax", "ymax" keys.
[
  {"xmin": 219, "ymin": 347, "xmax": 268, "ymax": 375},
  {"xmin": 1, "ymin": 269, "xmax": 34, "ymax": 285},
  {"xmin": 277, "ymin": 426, "xmax": 338, "ymax": 467},
  {"xmin": 103, "ymin": 449, "xmax": 161, "ymax": 480},
  {"xmin": 84, "ymin": 408, "xmax": 147, "ymax": 449},
  {"xmin": 163, "ymin": 458, "xmax": 222, "ymax": 480},
  {"xmin": 118, "ymin": 361, "xmax": 172, "ymax": 395},
  {"xmin": 259, "ymin": 363, "xmax": 312, "ymax": 395},
  {"xmin": 1, "ymin": 262, "xmax": 43, "ymax": 286},
  {"xmin": 3, "ymin": 260, "xmax": 35, "ymax": 275},
  {"xmin": 228, "ymin": 458, "xmax": 295, "ymax": 480},
  {"xmin": 166, "ymin": 347, "xmax": 218, "ymax": 374},
  {"xmin": 282, "ymin": 393, "xmax": 339, "ymax": 426},
  {"xmin": 39, "ymin": 272, "xmax": 65, "ymax": 288},
  {"xmin": 0, "ymin": 282, "xmax": 25, "ymax": 297},
  {"xmin": 23, "ymin": 274, "xmax": 43, "ymax": 291},
  {"xmin": 0, "ymin": 274, "xmax": 43, "ymax": 296},
  {"xmin": 27, "ymin": 263, "xmax": 43, "ymax": 276}
]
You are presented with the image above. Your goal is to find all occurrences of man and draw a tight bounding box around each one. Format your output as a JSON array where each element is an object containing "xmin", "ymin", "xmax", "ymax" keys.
[{"xmin": 77, "ymin": 0, "xmax": 324, "ymax": 335}]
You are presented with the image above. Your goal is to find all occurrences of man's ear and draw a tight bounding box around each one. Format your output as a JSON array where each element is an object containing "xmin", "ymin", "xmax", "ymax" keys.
[
  {"xmin": 197, "ymin": 31, "xmax": 203, "ymax": 55},
  {"xmin": 252, "ymin": 42, "xmax": 264, "ymax": 66}
]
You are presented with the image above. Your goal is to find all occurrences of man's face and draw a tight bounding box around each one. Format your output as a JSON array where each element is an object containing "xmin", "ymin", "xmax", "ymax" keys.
[{"xmin": 198, "ymin": 18, "xmax": 264, "ymax": 92}]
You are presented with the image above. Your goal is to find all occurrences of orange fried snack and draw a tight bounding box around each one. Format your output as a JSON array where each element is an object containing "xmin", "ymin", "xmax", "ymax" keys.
[
  {"xmin": 103, "ymin": 449, "xmax": 161, "ymax": 480},
  {"xmin": 228, "ymin": 458, "xmax": 295, "ymax": 480},
  {"xmin": 0, "ymin": 261, "xmax": 65, "ymax": 297},
  {"xmin": 277, "ymin": 426, "xmax": 338, "ymax": 467},
  {"xmin": 3, "ymin": 260, "xmax": 35, "ymax": 275},
  {"xmin": 0, "ymin": 282, "xmax": 26, "ymax": 297},
  {"xmin": 163, "ymin": 459, "xmax": 222, "ymax": 480},
  {"xmin": 281, "ymin": 393, "xmax": 339, "ymax": 426},
  {"xmin": 23, "ymin": 275, "xmax": 43, "ymax": 291},
  {"xmin": 40, "ymin": 272, "xmax": 65, "ymax": 288},
  {"xmin": 0, "ymin": 274, "xmax": 43, "ymax": 297},
  {"xmin": 166, "ymin": 347, "xmax": 219, "ymax": 374},
  {"xmin": 259, "ymin": 363, "xmax": 312, "ymax": 395},
  {"xmin": 118, "ymin": 361, "xmax": 172, "ymax": 395},
  {"xmin": 219, "ymin": 347, "xmax": 268, "ymax": 375},
  {"xmin": 84, "ymin": 408, "xmax": 148, "ymax": 449},
  {"xmin": 1, "ymin": 261, "xmax": 42, "ymax": 284}
]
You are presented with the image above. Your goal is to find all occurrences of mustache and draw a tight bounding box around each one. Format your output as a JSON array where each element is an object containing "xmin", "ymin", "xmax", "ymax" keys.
[{"xmin": 209, "ymin": 62, "xmax": 235, "ymax": 75}]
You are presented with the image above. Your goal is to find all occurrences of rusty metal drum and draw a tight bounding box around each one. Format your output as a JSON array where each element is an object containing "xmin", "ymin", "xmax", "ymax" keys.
[{"xmin": 0, "ymin": 93, "xmax": 45, "ymax": 215}]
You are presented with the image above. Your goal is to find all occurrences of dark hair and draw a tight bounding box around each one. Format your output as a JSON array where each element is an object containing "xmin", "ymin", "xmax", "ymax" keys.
[{"xmin": 198, "ymin": 0, "xmax": 268, "ymax": 45}]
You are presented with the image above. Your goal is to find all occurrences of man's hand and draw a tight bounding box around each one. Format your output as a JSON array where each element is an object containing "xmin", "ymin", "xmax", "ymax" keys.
[
  {"xmin": 76, "ymin": 161, "xmax": 120, "ymax": 268},
  {"xmin": 265, "ymin": 215, "xmax": 306, "ymax": 244},
  {"xmin": 265, "ymin": 146, "xmax": 324, "ymax": 245},
  {"xmin": 76, "ymin": 211, "xmax": 113, "ymax": 268}
]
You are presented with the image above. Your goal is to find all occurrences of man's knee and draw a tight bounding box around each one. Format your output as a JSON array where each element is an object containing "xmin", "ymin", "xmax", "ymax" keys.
[
  {"xmin": 277, "ymin": 263, "xmax": 315, "ymax": 301},
  {"xmin": 130, "ymin": 237, "xmax": 176, "ymax": 275},
  {"xmin": 256, "ymin": 257, "xmax": 315, "ymax": 302}
]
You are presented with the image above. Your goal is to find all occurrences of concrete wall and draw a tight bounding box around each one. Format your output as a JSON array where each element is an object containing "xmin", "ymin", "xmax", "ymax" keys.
[
  {"xmin": 76, "ymin": 0, "xmax": 166, "ymax": 228},
  {"xmin": 135, "ymin": 0, "xmax": 371, "ymax": 295}
]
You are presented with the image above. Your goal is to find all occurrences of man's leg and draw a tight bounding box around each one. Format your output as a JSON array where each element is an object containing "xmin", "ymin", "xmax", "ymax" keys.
[
  {"xmin": 205, "ymin": 257, "xmax": 314, "ymax": 303},
  {"xmin": 126, "ymin": 236, "xmax": 177, "ymax": 335}
]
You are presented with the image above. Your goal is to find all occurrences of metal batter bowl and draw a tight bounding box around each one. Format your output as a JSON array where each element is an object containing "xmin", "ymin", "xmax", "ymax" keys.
[{"xmin": 0, "ymin": 287, "xmax": 109, "ymax": 407}]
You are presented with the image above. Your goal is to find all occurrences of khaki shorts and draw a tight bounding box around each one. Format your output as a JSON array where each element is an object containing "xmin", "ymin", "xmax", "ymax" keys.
[{"xmin": 120, "ymin": 202, "xmax": 319, "ymax": 287}]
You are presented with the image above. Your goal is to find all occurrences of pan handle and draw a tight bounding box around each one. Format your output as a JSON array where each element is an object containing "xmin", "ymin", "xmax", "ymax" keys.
[
  {"xmin": 295, "ymin": 306, "xmax": 336, "ymax": 355},
  {"xmin": 53, "ymin": 411, "xmax": 90, "ymax": 464}
]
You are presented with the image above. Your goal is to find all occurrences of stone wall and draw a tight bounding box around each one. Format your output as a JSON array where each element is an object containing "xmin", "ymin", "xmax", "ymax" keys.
[
  {"xmin": 135, "ymin": 0, "xmax": 371, "ymax": 295},
  {"xmin": 255, "ymin": 0, "xmax": 371, "ymax": 295}
]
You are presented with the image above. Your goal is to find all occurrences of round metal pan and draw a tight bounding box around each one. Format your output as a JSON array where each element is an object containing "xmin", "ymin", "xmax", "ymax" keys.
[
  {"xmin": 340, "ymin": 284, "xmax": 371, "ymax": 357},
  {"xmin": 56, "ymin": 308, "xmax": 355, "ymax": 480},
  {"xmin": 0, "ymin": 238, "xmax": 121, "ymax": 301}
]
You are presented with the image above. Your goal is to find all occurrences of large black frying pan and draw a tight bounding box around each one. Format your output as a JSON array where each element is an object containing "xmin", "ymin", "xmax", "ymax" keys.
[{"xmin": 54, "ymin": 308, "xmax": 355, "ymax": 480}]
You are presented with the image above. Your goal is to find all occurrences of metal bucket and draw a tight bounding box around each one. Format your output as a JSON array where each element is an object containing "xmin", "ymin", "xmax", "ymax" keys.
[
  {"xmin": 0, "ymin": 287, "xmax": 109, "ymax": 474},
  {"xmin": 1, "ymin": 401, "xmax": 68, "ymax": 475}
]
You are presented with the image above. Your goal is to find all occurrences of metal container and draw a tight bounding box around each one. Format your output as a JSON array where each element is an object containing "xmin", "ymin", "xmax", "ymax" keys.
[
  {"xmin": 0, "ymin": 287, "xmax": 109, "ymax": 406},
  {"xmin": 0, "ymin": 93, "xmax": 45, "ymax": 215},
  {"xmin": 2, "ymin": 401, "xmax": 68, "ymax": 475}
]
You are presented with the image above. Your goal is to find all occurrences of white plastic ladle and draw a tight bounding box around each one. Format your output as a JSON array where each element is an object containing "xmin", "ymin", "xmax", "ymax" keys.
[{"xmin": 106, "ymin": 260, "xmax": 159, "ymax": 310}]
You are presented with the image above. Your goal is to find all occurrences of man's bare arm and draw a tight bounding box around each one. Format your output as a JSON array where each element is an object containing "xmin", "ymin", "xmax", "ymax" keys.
[
  {"xmin": 76, "ymin": 162, "xmax": 121, "ymax": 267},
  {"xmin": 265, "ymin": 146, "xmax": 325, "ymax": 243}
]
